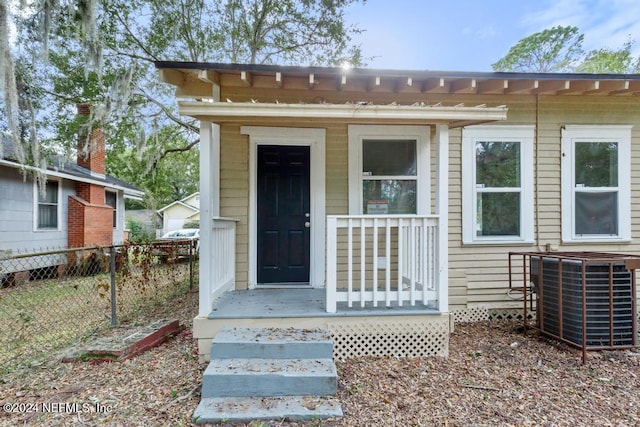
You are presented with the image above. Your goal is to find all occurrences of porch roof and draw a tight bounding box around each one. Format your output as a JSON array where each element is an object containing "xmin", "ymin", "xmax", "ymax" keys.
[
  {"xmin": 155, "ymin": 61, "xmax": 640, "ymax": 97},
  {"xmin": 177, "ymin": 100, "xmax": 508, "ymax": 128}
]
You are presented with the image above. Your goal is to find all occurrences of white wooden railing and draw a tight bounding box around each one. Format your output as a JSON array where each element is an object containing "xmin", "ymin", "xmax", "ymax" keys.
[
  {"xmin": 326, "ymin": 215, "xmax": 440, "ymax": 313},
  {"xmin": 200, "ymin": 217, "xmax": 237, "ymax": 316}
]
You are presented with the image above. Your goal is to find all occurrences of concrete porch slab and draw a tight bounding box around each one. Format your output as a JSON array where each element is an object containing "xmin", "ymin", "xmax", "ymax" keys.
[{"xmin": 208, "ymin": 288, "xmax": 440, "ymax": 319}]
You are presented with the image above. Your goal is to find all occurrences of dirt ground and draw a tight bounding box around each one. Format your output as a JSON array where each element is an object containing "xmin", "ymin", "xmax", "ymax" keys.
[{"xmin": 2, "ymin": 290, "xmax": 639, "ymax": 426}]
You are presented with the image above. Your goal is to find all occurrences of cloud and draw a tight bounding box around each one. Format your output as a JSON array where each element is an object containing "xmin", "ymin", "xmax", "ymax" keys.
[
  {"xmin": 521, "ymin": 0, "xmax": 640, "ymax": 54},
  {"xmin": 462, "ymin": 26, "xmax": 497, "ymax": 39}
]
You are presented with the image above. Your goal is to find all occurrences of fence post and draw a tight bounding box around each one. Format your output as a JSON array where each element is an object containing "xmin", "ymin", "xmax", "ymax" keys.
[{"xmin": 110, "ymin": 245, "xmax": 118, "ymax": 327}]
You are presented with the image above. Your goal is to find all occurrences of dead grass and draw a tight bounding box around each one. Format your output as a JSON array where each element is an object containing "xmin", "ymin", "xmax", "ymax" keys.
[
  {"xmin": 0, "ymin": 262, "xmax": 193, "ymax": 372},
  {"xmin": 2, "ymin": 291, "xmax": 640, "ymax": 427}
]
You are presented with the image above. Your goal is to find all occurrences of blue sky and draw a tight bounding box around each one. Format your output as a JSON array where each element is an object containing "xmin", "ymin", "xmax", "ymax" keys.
[{"xmin": 345, "ymin": 0, "xmax": 640, "ymax": 71}]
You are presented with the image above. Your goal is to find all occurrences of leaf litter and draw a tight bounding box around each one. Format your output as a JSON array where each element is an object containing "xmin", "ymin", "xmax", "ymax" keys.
[{"xmin": 1, "ymin": 291, "xmax": 639, "ymax": 426}]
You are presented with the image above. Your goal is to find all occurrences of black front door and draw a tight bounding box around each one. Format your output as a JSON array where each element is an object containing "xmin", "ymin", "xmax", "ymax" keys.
[{"xmin": 257, "ymin": 145, "xmax": 311, "ymax": 284}]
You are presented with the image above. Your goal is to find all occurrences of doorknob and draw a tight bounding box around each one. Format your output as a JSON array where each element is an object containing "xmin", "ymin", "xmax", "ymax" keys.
[
  {"xmin": 305, "ymin": 213, "xmax": 310, "ymax": 218},
  {"xmin": 304, "ymin": 222, "xmax": 311, "ymax": 228}
]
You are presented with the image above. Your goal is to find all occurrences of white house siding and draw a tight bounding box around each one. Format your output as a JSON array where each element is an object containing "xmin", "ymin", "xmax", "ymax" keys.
[{"xmin": 0, "ymin": 166, "xmax": 72, "ymax": 254}]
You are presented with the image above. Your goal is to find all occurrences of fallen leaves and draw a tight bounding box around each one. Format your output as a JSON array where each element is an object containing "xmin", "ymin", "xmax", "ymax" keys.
[{"xmin": 1, "ymin": 293, "xmax": 639, "ymax": 426}]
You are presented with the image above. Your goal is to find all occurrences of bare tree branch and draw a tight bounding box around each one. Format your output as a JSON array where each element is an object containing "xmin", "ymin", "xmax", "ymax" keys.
[
  {"xmin": 152, "ymin": 137, "xmax": 200, "ymax": 170},
  {"xmin": 137, "ymin": 89, "xmax": 199, "ymax": 133},
  {"xmin": 114, "ymin": 10, "xmax": 160, "ymax": 62}
]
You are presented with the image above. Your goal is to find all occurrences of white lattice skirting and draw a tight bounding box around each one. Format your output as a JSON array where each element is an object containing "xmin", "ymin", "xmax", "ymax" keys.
[
  {"xmin": 328, "ymin": 316, "xmax": 449, "ymax": 360},
  {"xmin": 452, "ymin": 306, "xmax": 537, "ymax": 324},
  {"xmin": 451, "ymin": 306, "xmax": 490, "ymax": 324}
]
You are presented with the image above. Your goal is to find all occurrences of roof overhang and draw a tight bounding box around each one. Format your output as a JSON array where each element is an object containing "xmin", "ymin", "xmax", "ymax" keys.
[
  {"xmin": 0, "ymin": 159, "xmax": 145, "ymax": 199},
  {"xmin": 156, "ymin": 61, "xmax": 640, "ymax": 97},
  {"xmin": 178, "ymin": 101, "xmax": 508, "ymax": 128}
]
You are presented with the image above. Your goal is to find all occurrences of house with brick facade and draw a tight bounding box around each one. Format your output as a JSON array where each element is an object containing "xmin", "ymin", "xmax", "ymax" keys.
[{"xmin": 0, "ymin": 105, "xmax": 144, "ymax": 260}]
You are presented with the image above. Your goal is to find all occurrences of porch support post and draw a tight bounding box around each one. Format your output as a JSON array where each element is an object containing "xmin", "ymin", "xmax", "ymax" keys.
[
  {"xmin": 326, "ymin": 216, "xmax": 338, "ymax": 313},
  {"xmin": 198, "ymin": 119, "xmax": 221, "ymax": 317},
  {"xmin": 435, "ymin": 124, "xmax": 449, "ymax": 313}
]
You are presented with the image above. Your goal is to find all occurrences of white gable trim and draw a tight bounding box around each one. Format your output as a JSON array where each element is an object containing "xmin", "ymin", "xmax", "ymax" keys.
[
  {"xmin": 241, "ymin": 126, "xmax": 326, "ymax": 289},
  {"xmin": 157, "ymin": 199, "xmax": 200, "ymax": 214}
]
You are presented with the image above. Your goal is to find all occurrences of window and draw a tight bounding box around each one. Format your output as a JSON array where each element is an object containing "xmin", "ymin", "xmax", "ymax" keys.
[
  {"xmin": 348, "ymin": 125, "xmax": 429, "ymax": 215},
  {"xmin": 462, "ymin": 126, "xmax": 534, "ymax": 244},
  {"xmin": 37, "ymin": 181, "xmax": 60, "ymax": 229},
  {"xmin": 105, "ymin": 190, "xmax": 117, "ymax": 228},
  {"xmin": 561, "ymin": 125, "xmax": 631, "ymax": 242}
]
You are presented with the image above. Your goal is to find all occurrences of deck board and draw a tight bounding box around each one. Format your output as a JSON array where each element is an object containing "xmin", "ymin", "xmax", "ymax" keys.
[{"xmin": 208, "ymin": 288, "xmax": 439, "ymax": 319}]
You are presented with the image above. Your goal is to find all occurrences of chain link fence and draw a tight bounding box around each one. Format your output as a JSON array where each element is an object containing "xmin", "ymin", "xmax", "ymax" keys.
[{"xmin": 0, "ymin": 240, "xmax": 198, "ymax": 375}]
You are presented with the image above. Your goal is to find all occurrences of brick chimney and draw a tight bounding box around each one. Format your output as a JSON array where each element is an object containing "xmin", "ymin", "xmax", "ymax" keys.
[
  {"xmin": 76, "ymin": 103, "xmax": 106, "ymax": 176},
  {"xmin": 68, "ymin": 104, "xmax": 114, "ymax": 249}
]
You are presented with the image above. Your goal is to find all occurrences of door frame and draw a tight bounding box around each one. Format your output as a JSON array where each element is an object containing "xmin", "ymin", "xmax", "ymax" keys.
[{"xmin": 242, "ymin": 126, "xmax": 326, "ymax": 289}]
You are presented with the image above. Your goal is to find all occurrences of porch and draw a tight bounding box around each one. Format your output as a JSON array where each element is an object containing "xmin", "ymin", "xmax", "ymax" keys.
[
  {"xmin": 200, "ymin": 213, "xmax": 446, "ymax": 316},
  {"xmin": 194, "ymin": 287, "xmax": 451, "ymax": 362},
  {"xmin": 206, "ymin": 288, "xmax": 441, "ymax": 319}
]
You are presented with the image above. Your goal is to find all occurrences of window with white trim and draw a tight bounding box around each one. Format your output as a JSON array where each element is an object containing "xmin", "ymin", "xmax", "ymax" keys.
[
  {"xmin": 561, "ymin": 125, "xmax": 631, "ymax": 242},
  {"xmin": 105, "ymin": 190, "xmax": 117, "ymax": 228},
  {"xmin": 348, "ymin": 125, "xmax": 429, "ymax": 215},
  {"xmin": 462, "ymin": 125, "xmax": 534, "ymax": 244},
  {"xmin": 36, "ymin": 180, "xmax": 60, "ymax": 230}
]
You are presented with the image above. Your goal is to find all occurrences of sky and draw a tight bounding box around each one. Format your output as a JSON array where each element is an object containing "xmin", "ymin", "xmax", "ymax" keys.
[{"xmin": 344, "ymin": 0, "xmax": 640, "ymax": 71}]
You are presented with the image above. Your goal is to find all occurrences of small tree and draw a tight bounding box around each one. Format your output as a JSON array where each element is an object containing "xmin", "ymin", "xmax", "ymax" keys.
[{"xmin": 126, "ymin": 219, "xmax": 156, "ymax": 243}]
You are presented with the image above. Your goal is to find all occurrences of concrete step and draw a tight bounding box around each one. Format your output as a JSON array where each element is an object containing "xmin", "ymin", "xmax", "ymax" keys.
[
  {"xmin": 193, "ymin": 396, "xmax": 343, "ymax": 424},
  {"xmin": 201, "ymin": 358, "xmax": 337, "ymax": 398},
  {"xmin": 211, "ymin": 326, "xmax": 333, "ymax": 359}
]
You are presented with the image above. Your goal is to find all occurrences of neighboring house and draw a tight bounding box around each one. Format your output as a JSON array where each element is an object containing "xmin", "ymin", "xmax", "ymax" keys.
[
  {"xmin": 157, "ymin": 192, "xmax": 200, "ymax": 235},
  {"xmin": 156, "ymin": 61, "xmax": 640, "ymax": 360},
  {"xmin": 0, "ymin": 104, "xmax": 144, "ymax": 270}
]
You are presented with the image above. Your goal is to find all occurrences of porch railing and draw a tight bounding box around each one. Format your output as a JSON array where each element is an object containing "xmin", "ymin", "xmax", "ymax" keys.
[
  {"xmin": 200, "ymin": 217, "xmax": 237, "ymax": 316},
  {"xmin": 326, "ymin": 215, "xmax": 440, "ymax": 313}
]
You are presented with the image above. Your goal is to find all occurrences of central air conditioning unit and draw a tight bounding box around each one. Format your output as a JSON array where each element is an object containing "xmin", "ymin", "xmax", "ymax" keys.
[{"xmin": 529, "ymin": 254, "xmax": 637, "ymax": 349}]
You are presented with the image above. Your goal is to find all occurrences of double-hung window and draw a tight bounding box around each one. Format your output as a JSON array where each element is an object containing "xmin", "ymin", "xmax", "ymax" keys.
[
  {"xmin": 36, "ymin": 180, "xmax": 60, "ymax": 230},
  {"xmin": 561, "ymin": 125, "xmax": 631, "ymax": 242},
  {"xmin": 462, "ymin": 125, "xmax": 534, "ymax": 244},
  {"xmin": 348, "ymin": 125, "xmax": 429, "ymax": 215},
  {"xmin": 105, "ymin": 190, "xmax": 117, "ymax": 228}
]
